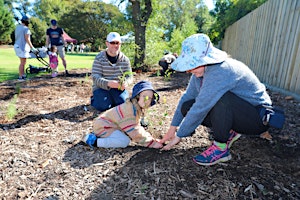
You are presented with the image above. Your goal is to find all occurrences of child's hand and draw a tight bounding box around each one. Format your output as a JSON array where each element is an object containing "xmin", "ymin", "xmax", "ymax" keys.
[
  {"xmin": 151, "ymin": 141, "xmax": 163, "ymax": 149},
  {"xmin": 147, "ymin": 140, "xmax": 163, "ymax": 149}
]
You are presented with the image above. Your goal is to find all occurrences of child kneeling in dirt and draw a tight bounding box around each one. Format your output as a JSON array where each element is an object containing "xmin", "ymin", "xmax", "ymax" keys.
[{"xmin": 83, "ymin": 81, "xmax": 162, "ymax": 149}]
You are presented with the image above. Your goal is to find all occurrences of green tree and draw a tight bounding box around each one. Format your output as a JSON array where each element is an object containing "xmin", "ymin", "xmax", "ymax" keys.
[
  {"xmin": 4, "ymin": 0, "xmax": 32, "ymax": 21},
  {"xmin": 0, "ymin": 0, "xmax": 15, "ymax": 44},
  {"xmin": 125, "ymin": 0, "xmax": 153, "ymax": 68},
  {"xmin": 59, "ymin": 1, "xmax": 129, "ymax": 51},
  {"xmin": 31, "ymin": 0, "xmax": 80, "ymax": 47},
  {"xmin": 143, "ymin": 0, "xmax": 210, "ymax": 66},
  {"xmin": 29, "ymin": 17, "xmax": 48, "ymax": 47},
  {"xmin": 33, "ymin": 0, "xmax": 76, "ymax": 24},
  {"xmin": 209, "ymin": 0, "xmax": 267, "ymax": 43}
]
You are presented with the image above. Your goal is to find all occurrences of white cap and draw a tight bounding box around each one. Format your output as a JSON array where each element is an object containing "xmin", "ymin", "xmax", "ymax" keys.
[{"xmin": 106, "ymin": 32, "xmax": 121, "ymax": 42}]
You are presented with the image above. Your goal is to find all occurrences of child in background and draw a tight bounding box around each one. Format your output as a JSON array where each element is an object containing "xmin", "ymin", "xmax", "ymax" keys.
[
  {"xmin": 49, "ymin": 45, "xmax": 58, "ymax": 77},
  {"xmin": 82, "ymin": 81, "xmax": 163, "ymax": 149}
]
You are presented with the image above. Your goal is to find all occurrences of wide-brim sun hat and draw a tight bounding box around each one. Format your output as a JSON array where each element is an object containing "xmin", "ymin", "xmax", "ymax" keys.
[
  {"xmin": 171, "ymin": 33, "xmax": 228, "ymax": 72},
  {"xmin": 131, "ymin": 81, "xmax": 159, "ymax": 106}
]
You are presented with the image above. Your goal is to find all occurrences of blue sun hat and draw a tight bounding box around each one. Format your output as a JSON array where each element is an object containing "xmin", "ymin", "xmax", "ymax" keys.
[
  {"xmin": 171, "ymin": 33, "xmax": 228, "ymax": 72},
  {"xmin": 131, "ymin": 81, "xmax": 159, "ymax": 106}
]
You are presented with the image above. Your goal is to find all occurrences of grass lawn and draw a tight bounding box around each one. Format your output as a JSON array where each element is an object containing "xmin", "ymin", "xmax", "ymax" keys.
[{"xmin": 0, "ymin": 46, "xmax": 97, "ymax": 82}]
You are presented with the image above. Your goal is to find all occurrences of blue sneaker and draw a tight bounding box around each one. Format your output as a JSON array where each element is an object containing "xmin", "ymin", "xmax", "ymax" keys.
[
  {"xmin": 193, "ymin": 142, "xmax": 231, "ymax": 166},
  {"xmin": 227, "ymin": 130, "xmax": 241, "ymax": 148},
  {"xmin": 82, "ymin": 132, "xmax": 97, "ymax": 148}
]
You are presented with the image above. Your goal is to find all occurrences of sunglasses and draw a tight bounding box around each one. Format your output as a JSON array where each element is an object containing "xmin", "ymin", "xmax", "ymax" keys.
[{"xmin": 109, "ymin": 41, "xmax": 120, "ymax": 45}]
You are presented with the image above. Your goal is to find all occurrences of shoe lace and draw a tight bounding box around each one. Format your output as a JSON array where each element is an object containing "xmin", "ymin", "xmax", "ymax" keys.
[
  {"xmin": 202, "ymin": 144, "xmax": 219, "ymax": 157},
  {"xmin": 228, "ymin": 130, "xmax": 237, "ymax": 140}
]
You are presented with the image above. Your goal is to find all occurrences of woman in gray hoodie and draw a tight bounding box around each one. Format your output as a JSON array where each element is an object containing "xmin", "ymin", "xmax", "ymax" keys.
[{"xmin": 160, "ymin": 33, "xmax": 272, "ymax": 166}]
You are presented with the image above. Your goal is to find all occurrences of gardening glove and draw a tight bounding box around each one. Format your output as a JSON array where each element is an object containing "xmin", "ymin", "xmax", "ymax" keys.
[{"xmin": 31, "ymin": 47, "xmax": 39, "ymax": 54}]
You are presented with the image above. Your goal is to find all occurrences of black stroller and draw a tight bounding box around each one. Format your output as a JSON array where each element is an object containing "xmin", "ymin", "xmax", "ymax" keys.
[{"xmin": 26, "ymin": 47, "xmax": 51, "ymax": 74}]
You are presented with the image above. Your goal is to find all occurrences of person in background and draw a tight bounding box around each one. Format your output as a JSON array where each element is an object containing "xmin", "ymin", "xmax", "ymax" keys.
[
  {"xmin": 91, "ymin": 32, "xmax": 133, "ymax": 112},
  {"xmin": 158, "ymin": 52, "xmax": 178, "ymax": 76},
  {"xmin": 80, "ymin": 43, "xmax": 86, "ymax": 53},
  {"xmin": 13, "ymin": 15, "xmax": 38, "ymax": 81},
  {"xmin": 160, "ymin": 33, "xmax": 272, "ymax": 166},
  {"xmin": 67, "ymin": 42, "xmax": 74, "ymax": 53},
  {"xmin": 49, "ymin": 45, "xmax": 59, "ymax": 78},
  {"xmin": 46, "ymin": 19, "xmax": 69, "ymax": 75},
  {"xmin": 83, "ymin": 81, "xmax": 162, "ymax": 149}
]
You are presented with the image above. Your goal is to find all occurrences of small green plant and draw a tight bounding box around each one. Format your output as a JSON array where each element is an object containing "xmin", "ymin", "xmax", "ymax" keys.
[
  {"xmin": 15, "ymin": 83, "xmax": 21, "ymax": 94},
  {"xmin": 164, "ymin": 70, "xmax": 173, "ymax": 81},
  {"xmin": 140, "ymin": 184, "xmax": 148, "ymax": 193},
  {"xmin": 80, "ymin": 73, "xmax": 90, "ymax": 85},
  {"xmin": 85, "ymin": 72, "xmax": 89, "ymax": 81},
  {"xmin": 118, "ymin": 69, "xmax": 135, "ymax": 90},
  {"xmin": 156, "ymin": 70, "xmax": 161, "ymax": 76},
  {"xmin": 6, "ymin": 94, "xmax": 18, "ymax": 120}
]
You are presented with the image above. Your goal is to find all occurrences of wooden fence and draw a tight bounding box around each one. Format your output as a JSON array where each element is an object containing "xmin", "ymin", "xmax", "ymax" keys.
[{"xmin": 222, "ymin": 0, "xmax": 300, "ymax": 96}]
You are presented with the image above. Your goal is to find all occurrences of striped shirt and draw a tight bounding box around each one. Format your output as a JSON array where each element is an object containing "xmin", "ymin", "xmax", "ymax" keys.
[
  {"xmin": 93, "ymin": 101, "xmax": 154, "ymax": 146},
  {"xmin": 91, "ymin": 50, "xmax": 133, "ymax": 91}
]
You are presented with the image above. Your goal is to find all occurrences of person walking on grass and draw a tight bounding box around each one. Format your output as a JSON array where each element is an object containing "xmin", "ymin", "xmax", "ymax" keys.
[
  {"xmin": 13, "ymin": 15, "xmax": 38, "ymax": 81},
  {"xmin": 46, "ymin": 19, "xmax": 69, "ymax": 76},
  {"xmin": 49, "ymin": 45, "xmax": 59, "ymax": 78},
  {"xmin": 83, "ymin": 81, "xmax": 162, "ymax": 149},
  {"xmin": 159, "ymin": 33, "xmax": 273, "ymax": 166}
]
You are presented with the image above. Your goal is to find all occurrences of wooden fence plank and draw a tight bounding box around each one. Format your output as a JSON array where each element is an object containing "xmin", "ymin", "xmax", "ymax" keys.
[
  {"xmin": 222, "ymin": 0, "xmax": 300, "ymax": 95},
  {"xmin": 284, "ymin": 0, "xmax": 300, "ymax": 91},
  {"xmin": 276, "ymin": 0, "xmax": 293, "ymax": 87}
]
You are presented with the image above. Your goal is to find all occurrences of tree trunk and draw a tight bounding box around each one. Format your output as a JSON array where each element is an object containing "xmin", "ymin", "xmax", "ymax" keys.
[{"xmin": 129, "ymin": 0, "xmax": 152, "ymax": 68}]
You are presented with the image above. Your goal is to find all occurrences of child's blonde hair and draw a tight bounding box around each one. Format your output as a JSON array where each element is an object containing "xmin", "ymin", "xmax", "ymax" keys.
[{"xmin": 129, "ymin": 97, "xmax": 145, "ymax": 119}]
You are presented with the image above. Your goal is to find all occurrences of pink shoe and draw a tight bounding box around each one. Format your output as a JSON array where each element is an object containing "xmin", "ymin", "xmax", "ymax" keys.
[
  {"xmin": 227, "ymin": 130, "xmax": 241, "ymax": 148},
  {"xmin": 193, "ymin": 142, "xmax": 231, "ymax": 166}
]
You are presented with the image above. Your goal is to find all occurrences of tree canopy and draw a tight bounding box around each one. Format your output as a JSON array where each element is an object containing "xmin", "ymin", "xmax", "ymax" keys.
[
  {"xmin": 0, "ymin": 0, "xmax": 15, "ymax": 44},
  {"xmin": 209, "ymin": 0, "xmax": 268, "ymax": 43},
  {"xmin": 1, "ymin": 0, "xmax": 268, "ymax": 67}
]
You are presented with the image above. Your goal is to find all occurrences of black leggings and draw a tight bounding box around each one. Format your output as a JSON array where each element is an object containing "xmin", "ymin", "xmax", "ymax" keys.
[
  {"xmin": 181, "ymin": 92, "xmax": 268, "ymax": 143},
  {"xmin": 158, "ymin": 61, "xmax": 169, "ymax": 73}
]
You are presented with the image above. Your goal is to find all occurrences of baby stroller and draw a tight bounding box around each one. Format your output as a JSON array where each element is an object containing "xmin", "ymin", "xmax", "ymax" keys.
[{"xmin": 26, "ymin": 47, "xmax": 51, "ymax": 74}]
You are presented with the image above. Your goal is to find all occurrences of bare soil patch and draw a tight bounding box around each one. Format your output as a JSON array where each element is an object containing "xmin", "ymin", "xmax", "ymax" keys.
[{"xmin": 0, "ymin": 68, "xmax": 299, "ymax": 199}]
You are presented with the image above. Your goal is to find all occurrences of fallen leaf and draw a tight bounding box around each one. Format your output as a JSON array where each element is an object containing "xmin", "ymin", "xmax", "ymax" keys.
[{"xmin": 260, "ymin": 131, "xmax": 272, "ymax": 141}]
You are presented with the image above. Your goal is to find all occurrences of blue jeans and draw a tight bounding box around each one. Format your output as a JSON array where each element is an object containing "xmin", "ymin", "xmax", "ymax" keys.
[
  {"xmin": 91, "ymin": 88, "xmax": 129, "ymax": 112},
  {"xmin": 181, "ymin": 92, "xmax": 268, "ymax": 143}
]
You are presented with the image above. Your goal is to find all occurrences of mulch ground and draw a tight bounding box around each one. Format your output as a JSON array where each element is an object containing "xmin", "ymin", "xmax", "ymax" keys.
[{"xmin": 0, "ymin": 68, "xmax": 299, "ymax": 199}]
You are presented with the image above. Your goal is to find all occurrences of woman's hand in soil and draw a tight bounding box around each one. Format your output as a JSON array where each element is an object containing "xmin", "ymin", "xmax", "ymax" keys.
[
  {"xmin": 162, "ymin": 135, "xmax": 181, "ymax": 150},
  {"xmin": 158, "ymin": 126, "xmax": 177, "ymax": 144}
]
